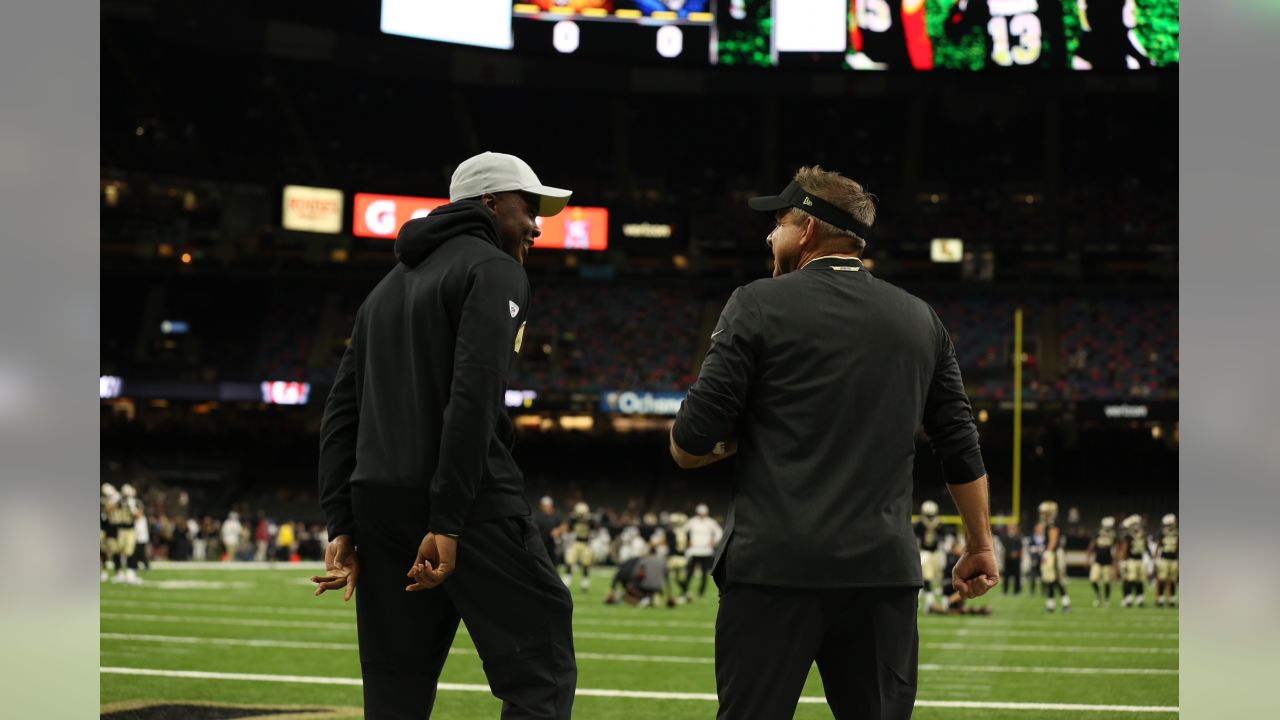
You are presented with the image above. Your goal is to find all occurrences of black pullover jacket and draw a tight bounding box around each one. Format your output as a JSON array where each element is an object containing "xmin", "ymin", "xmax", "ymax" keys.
[{"xmin": 319, "ymin": 200, "xmax": 531, "ymax": 540}]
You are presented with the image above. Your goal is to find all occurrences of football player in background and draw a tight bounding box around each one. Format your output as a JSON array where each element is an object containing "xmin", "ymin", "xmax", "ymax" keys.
[
  {"xmin": 131, "ymin": 497, "xmax": 151, "ymax": 576},
  {"xmin": 534, "ymin": 496, "xmax": 564, "ymax": 570},
  {"xmin": 1027, "ymin": 512, "xmax": 1045, "ymax": 596},
  {"xmin": 666, "ymin": 511, "xmax": 690, "ymax": 601},
  {"xmin": 1155, "ymin": 513, "xmax": 1178, "ymax": 608},
  {"xmin": 916, "ymin": 500, "xmax": 947, "ymax": 608},
  {"xmin": 1038, "ymin": 500, "xmax": 1071, "ymax": 612},
  {"xmin": 846, "ymin": 0, "xmax": 934, "ymax": 70},
  {"xmin": 680, "ymin": 503, "xmax": 722, "ymax": 602},
  {"xmin": 100, "ymin": 483, "xmax": 118, "ymax": 582},
  {"xmin": 1120, "ymin": 513, "xmax": 1148, "ymax": 607},
  {"xmin": 1000, "ymin": 523, "xmax": 1025, "ymax": 595},
  {"xmin": 119, "ymin": 484, "xmax": 144, "ymax": 583},
  {"xmin": 562, "ymin": 501, "xmax": 596, "ymax": 593},
  {"xmin": 1087, "ymin": 515, "xmax": 1118, "ymax": 607},
  {"xmin": 1068, "ymin": 0, "xmax": 1153, "ymax": 70},
  {"xmin": 935, "ymin": 0, "xmax": 1060, "ymax": 69},
  {"xmin": 107, "ymin": 484, "xmax": 140, "ymax": 583}
]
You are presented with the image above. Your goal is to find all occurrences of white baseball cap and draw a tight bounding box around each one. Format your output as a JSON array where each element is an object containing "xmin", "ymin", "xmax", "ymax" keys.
[{"xmin": 449, "ymin": 151, "xmax": 573, "ymax": 217}]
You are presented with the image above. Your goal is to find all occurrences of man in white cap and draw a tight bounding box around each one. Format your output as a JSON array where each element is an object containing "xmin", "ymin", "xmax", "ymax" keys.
[
  {"xmin": 314, "ymin": 152, "xmax": 577, "ymax": 718},
  {"xmin": 221, "ymin": 510, "xmax": 243, "ymax": 561},
  {"xmin": 681, "ymin": 503, "xmax": 722, "ymax": 601}
]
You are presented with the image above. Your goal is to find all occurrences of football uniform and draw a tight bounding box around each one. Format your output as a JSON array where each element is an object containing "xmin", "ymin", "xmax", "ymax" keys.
[
  {"xmin": 1156, "ymin": 529, "xmax": 1178, "ymax": 583},
  {"xmin": 1039, "ymin": 522, "xmax": 1064, "ymax": 584},
  {"xmin": 937, "ymin": 0, "xmax": 1055, "ymax": 69},
  {"xmin": 847, "ymin": 0, "xmax": 934, "ymax": 70},
  {"xmin": 985, "ymin": 0, "xmax": 1051, "ymax": 67},
  {"xmin": 1123, "ymin": 528, "xmax": 1147, "ymax": 583},
  {"xmin": 107, "ymin": 497, "xmax": 133, "ymax": 557},
  {"xmin": 915, "ymin": 516, "xmax": 946, "ymax": 587},
  {"xmin": 564, "ymin": 511, "xmax": 595, "ymax": 568},
  {"xmin": 117, "ymin": 495, "xmax": 141, "ymax": 560},
  {"xmin": 1070, "ymin": 0, "xmax": 1154, "ymax": 70},
  {"xmin": 1089, "ymin": 525, "xmax": 1117, "ymax": 583},
  {"xmin": 100, "ymin": 495, "xmax": 117, "ymax": 556}
]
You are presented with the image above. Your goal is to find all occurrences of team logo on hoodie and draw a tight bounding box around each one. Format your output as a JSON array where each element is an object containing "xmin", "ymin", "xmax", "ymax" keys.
[{"xmin": 509, "ymin": 300, "xmax": 520, "ymax": 318}]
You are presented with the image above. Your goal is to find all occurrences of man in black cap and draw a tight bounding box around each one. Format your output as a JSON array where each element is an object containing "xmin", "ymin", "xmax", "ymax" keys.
[
  {"xmin": 670, "ymin": 165, "xmax": 999, "ymax": 719},
  {"xmin": 312, "ymin": 152, "xmax": 577, "ymax": 719}
]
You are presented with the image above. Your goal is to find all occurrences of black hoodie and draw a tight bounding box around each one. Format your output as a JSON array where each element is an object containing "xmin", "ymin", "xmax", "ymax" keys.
[{"xmin": 319, "ymin": 200, "xmax": 531, "ymax": 538}]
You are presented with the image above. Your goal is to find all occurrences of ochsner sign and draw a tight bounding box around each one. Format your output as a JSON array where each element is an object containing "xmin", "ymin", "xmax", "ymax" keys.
[{"xmin": 600, "ymin": 390, "xmax": 686, "ymax": 416}]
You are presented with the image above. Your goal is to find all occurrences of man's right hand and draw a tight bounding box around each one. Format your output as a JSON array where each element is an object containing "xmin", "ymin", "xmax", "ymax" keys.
[
  {"xmin": 952, "ymin": 547, "xmax": 1000, "ymax": 599},
  {"xmin": 310, "ymin": 534, "xmax": 359, "ymax": 602}
]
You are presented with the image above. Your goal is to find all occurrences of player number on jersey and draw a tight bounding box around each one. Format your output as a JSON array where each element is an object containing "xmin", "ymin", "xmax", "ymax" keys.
[
  {"xmin": 987, "ymin": 9, "xmax": 1042, "ymax": 67},
  {"xmin": 856, "ymin": 0, "xmax": 893, "ymax": 33}
]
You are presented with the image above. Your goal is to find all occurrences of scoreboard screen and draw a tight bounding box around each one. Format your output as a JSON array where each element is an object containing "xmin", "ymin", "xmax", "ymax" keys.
[
  {"xmin": 380, "ymin": 0, "xmax": 1178, "ymax": 70},
  {"xmin": 513, "ymin": 2, "xmax": 714, "ymax": 65}
]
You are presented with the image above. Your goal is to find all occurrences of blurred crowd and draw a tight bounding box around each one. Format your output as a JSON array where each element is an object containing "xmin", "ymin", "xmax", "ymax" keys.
[{"xmin": 100, "ymin": 477, "xmax": 329, "ymax": 584}]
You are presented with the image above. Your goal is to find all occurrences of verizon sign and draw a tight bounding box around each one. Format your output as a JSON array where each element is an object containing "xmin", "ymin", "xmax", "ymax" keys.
[{"xmin": 282, "ymin": 185, "xmax": 344, "ymax": 234}]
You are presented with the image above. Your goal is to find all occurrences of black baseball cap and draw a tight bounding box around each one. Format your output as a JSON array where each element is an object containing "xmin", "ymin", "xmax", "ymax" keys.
[{"xmin": 748, "ymin": 181, "xmax": 872, "ymax": 239}]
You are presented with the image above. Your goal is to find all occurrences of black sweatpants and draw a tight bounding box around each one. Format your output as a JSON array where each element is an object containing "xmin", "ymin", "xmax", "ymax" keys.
[
  {"xmin": 682, "ymin": 555, "xmax": 714, "ymax": 597},
  {"xmin": 715, "ymin": 581, "xmax": 919, "ymax": 720},
  {"xmin": 352, "ymin": 484, "xmax": 577, "ymax": 719}
]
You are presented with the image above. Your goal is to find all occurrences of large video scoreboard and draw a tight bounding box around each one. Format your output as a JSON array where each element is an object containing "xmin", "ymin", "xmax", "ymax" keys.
[{"xmin": 380, "ymin": 0, "xmax": 1178, "ymax": 70}]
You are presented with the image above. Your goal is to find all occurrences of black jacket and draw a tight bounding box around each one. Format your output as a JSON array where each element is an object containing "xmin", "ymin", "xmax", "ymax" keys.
[
  {"xmin": 319, "ymin": 201, "xmax": 531, "ymax": 539},
  {"xmin": 672, "ymin": 256, "xmax": 985, "ymax": 588}
]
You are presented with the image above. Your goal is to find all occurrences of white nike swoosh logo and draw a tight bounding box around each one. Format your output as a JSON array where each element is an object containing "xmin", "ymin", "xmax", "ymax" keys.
[{"xmin": 711, "ymin": 329, "xmax": 724, "ymax": 338}]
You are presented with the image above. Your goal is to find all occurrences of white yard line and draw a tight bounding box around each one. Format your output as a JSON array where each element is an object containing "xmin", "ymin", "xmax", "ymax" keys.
[
  {"xmin": 147, "ymin": 561, "xmax": 326, "ymax": 571},
  {"xmin": 100, "ymin": 667, "xmax": 1178, "ymax": 712},
  {"xmin": 99, "ymin": 599, "xmax": 1176, "ymax": 638},
  {"xmin": 101, "ymin": 599, "xmax": 709, "ymax": 629},
  {"xmin": 100, "ymin": 612, "xmax": 353, "ymax": 631},
  {"xmin": 923, "ymin": 642, "xmax": 1177, "ymax": 655},
  {"xmin": 102, "ymin": 611, "xmax": 1177, "ymax": 654},
  {"xmin": 100, "ymin": 634, "xmax": 1176, "ymax": 675}
]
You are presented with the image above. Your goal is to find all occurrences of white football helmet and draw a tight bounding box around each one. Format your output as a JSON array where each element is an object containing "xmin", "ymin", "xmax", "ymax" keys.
[
  {"xmin": 1101, "ymin": 516, "xmax": 1116, "ymax": 529},
  {"xmin": 574, "ymin": 502, "xmax": 589, "ymax": 515},
  {"xmin": 101, "ymin": 483, "xmax": 118, "ymax": 498},
  {"xmin": 1123, "ymin": 514, "xmax": 1142, "ymax": 530},
  {"xmin": 1038, "ymin": 500, "xmax": 1059, "ymax": 522},
  {"xmin": 921, "ymin": 500, "xmax": 939, "ymax": 517},
  {"xmin": 1162, "ymin": 513, "xmax": 1176, "ymax": 528},
  {"xmin": 121, "ymin": 483, "xmax": 137, "ymax": 498}
]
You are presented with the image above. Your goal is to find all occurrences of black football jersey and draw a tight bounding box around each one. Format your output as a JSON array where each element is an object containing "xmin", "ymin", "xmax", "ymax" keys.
[
  {"xmin": 1128, "ymin": 530, "xmax": 1147, "ymax": 559},
  {"xmin": 1094, "ymin": 527, "xmax": 1116, "ymax": 564},
  {"xmin": 570, "ymin": 512, "xmax": 593, "ymax": 542},
  {"xmin": 984, "ymin": 0, "xmax": 1054, "ymax": 68},
  {"xmin": 850, "ymin": 0, "xmax": 912, "ymax": 68},
  {"xmin": 916, "ymin": 517, "xmax": 944, "ymax": 551}
]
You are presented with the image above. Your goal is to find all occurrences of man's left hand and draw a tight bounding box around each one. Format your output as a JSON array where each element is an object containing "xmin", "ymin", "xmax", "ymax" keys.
[{"xmin": 406, "ymin": 533, "xmax": 458, "ymax": 591}]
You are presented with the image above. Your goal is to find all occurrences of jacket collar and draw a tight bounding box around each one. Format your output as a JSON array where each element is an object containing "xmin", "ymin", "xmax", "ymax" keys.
[{"xmin": 800, "ymin": 255, "xmax": 865, "ymax": 272}]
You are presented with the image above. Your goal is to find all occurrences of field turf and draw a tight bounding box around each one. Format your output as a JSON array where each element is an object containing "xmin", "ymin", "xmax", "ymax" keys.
[{"xmin": 101, "ymin": 565, "xmax": 1177, "ymax": 719}]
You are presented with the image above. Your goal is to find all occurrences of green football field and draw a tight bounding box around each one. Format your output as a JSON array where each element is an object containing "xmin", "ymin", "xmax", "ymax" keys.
[{"xmin": 101, "ymin": 565, "xmax": 1178, "ymax": 719}]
